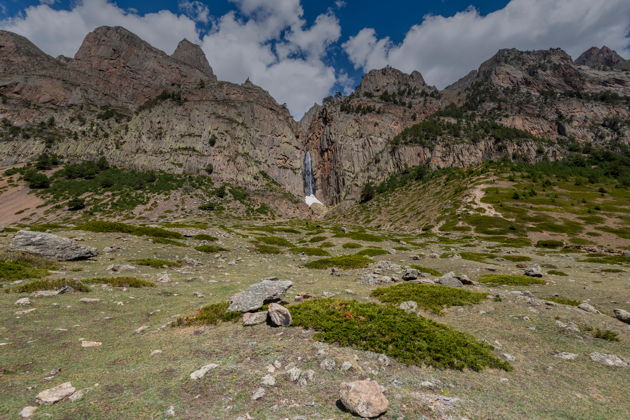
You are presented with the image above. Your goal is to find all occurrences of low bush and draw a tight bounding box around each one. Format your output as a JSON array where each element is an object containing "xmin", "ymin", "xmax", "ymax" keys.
[
  {"xmin": 290, "ymin": 299, "xmax": 511, "ymax": 371},
  {"xmin": 342, "ymin": 242, "xmax": 363, "ymax": 249},
  {"xmin": 195, "ymin": 245, "xmax": 228, "ymax": 253},
  {"xmin": 356, "ymin": 248, "xmax": 389, "ymax": 257},
  {"xmin": 76, "ymin": 221, "xmax": 183, "ymax": 239},
  {"xmin": 254, "ymin": 244, "xmax": 282, "ymax": 254},
  {"xmin": 501, "ymin": 255, "xmax": 532, "ymax": 262},
  {"xmin": 535, "ymin": 240, "xmax": 564, "ymax": 249},
  {"xmin": 152, "ymin": 238, "xmax": 187, "ymax": 247},
  {"xmin": 256, "ymin": 236, "xmax": 293, "ymax": 247},
  {"xmin": 0, "ymin": 252, "xmax": 57, "ymax": 281},
  {"xmin": 547, "ymin": 270, "xmax": 568, "ymax": 276},
  {"xmin": 304, "ymin": 255, "xmax": 373, "ymax": 269},
  {"xmin": 193, "ymin": 234, "xmax": 218, "ymax": 241},
  {"xmin": 478, "ymin": 274, "xmax": 546, "ymax": 285},
  {"xmin": 372, "ymin": 283, "xmax": 488, "ymax": 314},
  {"xmin": 176, "ymin": 301, "xmax": 241, "ymax": 326},
  {"xmin": 578, "ymin": 255, "xmax": 630, "ymax": 265},
  {"xmin": 289, "ymin": 247, "xmax": 330, "ymax": 256},
  {"xmin": 10, "ymin": 279, "xmax": 89, "ymax": 293},
  {"xmin": 334, "ymin": 231, "xmax": 384, "ymax": 242}
]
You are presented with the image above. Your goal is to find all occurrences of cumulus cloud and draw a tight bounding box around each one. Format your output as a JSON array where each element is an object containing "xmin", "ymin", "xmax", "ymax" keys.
[
  {"xmin": 0, "ymin": 0, "xmax": 342, "ymax": 118},
  {"xmin": 343, "ymin": 0, "xmax": 630, "ymax": 88}
]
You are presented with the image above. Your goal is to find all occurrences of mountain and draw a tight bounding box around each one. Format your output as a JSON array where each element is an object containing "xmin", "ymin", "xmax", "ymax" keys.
[
  {"xmin": 1, "ymin": 27, "xmax": 629, "ymax": 214},
  {"xmin": 575, "ymin": 46, "xmax": 630, "ymax": 71}
]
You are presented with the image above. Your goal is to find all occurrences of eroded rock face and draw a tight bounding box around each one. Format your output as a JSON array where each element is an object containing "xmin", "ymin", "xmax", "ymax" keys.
[
  {"xmin": 227, "ymin": 279, "xmax": 293, "ymax": 312},
  {"xmin": 576, "ymin": 46, "xmax": 630, "ymax": 71},
  {"xmin": 171, "ymin": 39, "xmax": 216, "ymax": 78},
  {"xmin": 339, "ymin": 379, "xmax": 389, "ymax": 418},
  {"xmin": 10, "ymin": 230, "xmax": 98, "ymax": 261}
]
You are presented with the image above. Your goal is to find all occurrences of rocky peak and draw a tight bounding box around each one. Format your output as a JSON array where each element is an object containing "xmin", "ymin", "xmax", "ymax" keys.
[
  {"xmin": 171, "ymin": 39, "xmax": 216, "ymax": 79},
  {"xmin": 356, "ymin": 66, "xmax": 430, "ymax": 96},
  {"xmin": 575, "ymin": 46, "xmax": 630, "ymax": 70},
  {"xmin": 0, "ymin": 30, "xmax": 60, "ymax": 73}
]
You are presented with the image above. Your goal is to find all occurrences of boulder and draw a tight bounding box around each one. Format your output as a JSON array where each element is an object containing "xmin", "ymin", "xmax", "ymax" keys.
[
  {"xmin": 15, "ymin": 297, "xmax": 31, "ymax": 306},
  {"xmin": 242, "ymin": 311, "xmax": 268, "ymax": 326},
  {"xmin": 613, "ymin": 308, "xmax": 630, "ymax": 324},
  {"xmin": 524, "ymin": 264, "xmax": 543, "ymax": 277},
  {"xmin": 402, "ymin": 268, "xmax": 419, "ymax": 281},
  {"xmin": 227, "ymin": 279, "xmax": 292, "ymax": 312},
  {"xmin": 578, "ymin": 303, "xmax": 600, "ymax": 314},
  {"xmin": 436, "ymin": 273, "xmax": 464, "ymax": 288},
  {"xmin": 35, "ymin": 382, "xmax": 75, "ymax": 405},
  {"xmin": 10, "ymin": 231, "xmax": 97, "ymax": 261},
  {"xmin": 339, "ymin": 379, "xmax": 389, "ymax": 418},
  {"xmin": 268, "ymin": 303, "xmax": 292, "ymax": 327}
]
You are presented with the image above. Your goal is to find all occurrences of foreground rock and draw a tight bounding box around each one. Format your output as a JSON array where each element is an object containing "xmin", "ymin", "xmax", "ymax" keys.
[
  {"xmin": 242, "ymin": 311, "xmax": 268, "ymax": 326},
  {"xmin": 339, "ymin": 379, "xmax": 389, "ymax": 418},
  {"xmin": 268, "ymin": 303, "xmax": 292, "ymax": 327},
  {"xmin": 190, "ymin": 363, "xmax": 219, "ymax": 380},
  {"xmin": 35, "ymin": 382, "xmax": 75, "ymax": 405},
  {"xmin": 10, "ymin": 231, "xmax": 97, "ymax": 261},
  {"xmin": 524, "ymin": 264, "xmax": 543, "ymax": 277},
  {"xmin": 613, "ymin": 308, "xmax": 630, "ymax": 324},
  {"xmin": 589, "ymin": 352, "xmax": 629, "ymax": 368},
  {"xmin": 19, "ymin": 406, "xmax": 37, "ymax": 418},
  {"xmin": 227, "ymin": 279, "xmax": 293, "ymax": 312},
  {"xmin": 577, "ymin": 303, "xmax": 600, "ymax": 314}
]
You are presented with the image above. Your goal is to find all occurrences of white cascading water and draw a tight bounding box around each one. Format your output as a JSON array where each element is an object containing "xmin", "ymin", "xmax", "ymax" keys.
[{"xmin": 303, "ymin": 151, "xmax": 322, "ymax": 206}]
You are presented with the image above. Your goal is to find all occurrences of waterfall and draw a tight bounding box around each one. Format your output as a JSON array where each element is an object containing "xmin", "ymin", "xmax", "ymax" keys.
[{"xmin": 302, "ymin": 151, "xmax": 322, "ymax": 206}]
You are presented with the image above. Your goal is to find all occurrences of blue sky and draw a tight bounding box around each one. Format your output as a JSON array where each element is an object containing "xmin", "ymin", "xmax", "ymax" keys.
[{"xmin": 1, "ymin": 1, "xmax": 629, "ymax": 118}]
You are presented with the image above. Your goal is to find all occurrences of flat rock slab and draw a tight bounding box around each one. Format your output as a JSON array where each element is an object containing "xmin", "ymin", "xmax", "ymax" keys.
[
  {"xmin": 228, "ymin": 279, "xmax": 293, "ymax": 312},
  {"xmin": 10, "ymin": 230, "xmax": 97, "ymax": 261},
  {"xmin": 36, "ymin": 382, "xmax": 75, "ymax": 405}
]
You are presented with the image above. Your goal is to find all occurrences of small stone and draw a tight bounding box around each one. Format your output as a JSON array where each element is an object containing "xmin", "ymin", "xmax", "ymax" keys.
[
  {"xmin": 613, "ymin": 308, "xmax": 630, "ymax": 324},
  {"xmin": 16, "ymin": 308, "xmax": 36, "ymax": 315},
  {"xmin": 320, "ymin": 358, "xmax": 336, "ymax": 370},
  {"xmin": 377, "ymin": 354, "xmax": 391, "ymax": 366},
  {"xmin": 193, "ymin": 292, "xmax": 205, "ymax": 298},
  {"xmin": 402, "ymin": 268, "xmax": 419, "ymax": 281},
  {"xmin": 339, "ymin": 379, "xmax": 389, "ymax": 418},
  {"xmin": 261, "ymin": 374, "xmax": 276, "ymax": 386},
  {"xmin": 30, "ymin": 290, "xmax": 59, "ymax": 297},
  {"xmin": 68, "ymin": 384, "xmax": 98, "ymax": 402},
  {"xmin": 589, "ymin": 352, "xmax": 629, "ymax": 368},
  {"xmin": 151, "ymin": 349, "xmax": 163, "ymax": 356},
  {"xmin": 398, "ymin": 301, "xmax": 417, "ymax": 313},
  {"xmin": 340, "ymin": 361, "xmax": 353, "ymax": 371},
  {"xmin": 242, "ymin": 311, "xmax": 268, "ymax": 326},
  {"xmin": 554, "ymin": 352, "xmax": 578, "ymax": 360},
  {"xmin": 190, "ymin": 363, "xmax": 219, "ymax": 380},
  {"xmin": 524, "ymin": 264, "xmax": 543, "ymax": 277},
  {"xmin": 322, "ymin": 291, "xmax": 336, "ymax": 298},
  {"xmin": 134, "ymin": 325, "xmax": 149, "ymax": 334},
  {"xmin": 19, "ymin": 406, "xmax": 37, "ymax": 418},
  {"xmin": 79, "ymin": 298, "xmax": 100, "ymax": 304},
  {"xmin": 36, "ymin": 382, "xmax": 76, "ymax": 405},
  {"xmin": 156, "ymin": 273, "xmax": 171, "ymax": 283},
  {"xmin": 81, "ymin": 341, "xmax": 102, "ymax": 348},
  {"xmin": 578, "ymin": 303, "xmax": 600, "ymax": 314},
  {"xmin": 15, "ymin": 297, "xmax": 31, "ymax": 306},
  {"xmin": 287, "ymin": 367, "xmax": 302, "ymax": 382},
  {"xmin": 164, "ymin": 406, "xmax": 175, "ymax": 417},
  {"xmin": 502, "ymin": 353, "xmax": 516, "ymax": 361},
  {"xmin": 268, "ymin": 303, "xmax": 292, "ymax": 327}
]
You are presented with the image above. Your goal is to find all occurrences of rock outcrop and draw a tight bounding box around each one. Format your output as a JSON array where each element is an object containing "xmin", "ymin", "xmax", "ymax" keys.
[
  {"xmin": 227, "ymin": 279, "xmax": 293, "ymax": 312},
  {"xmin": 575, "ymin": 46, "xmax": 630, "ymax": 71},
  {"xmin": 10, "ymin": 230, "xmax": 98, "ymax": 260}
]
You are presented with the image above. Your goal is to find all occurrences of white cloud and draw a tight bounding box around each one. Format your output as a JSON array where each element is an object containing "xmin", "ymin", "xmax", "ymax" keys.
[
  {"xmin": 0, "ymin": 0, "xmax": 341, "ymax": 118},
  {"xmin": 343, "ymin": 0, "xmax": 630, "ymax": 88}
]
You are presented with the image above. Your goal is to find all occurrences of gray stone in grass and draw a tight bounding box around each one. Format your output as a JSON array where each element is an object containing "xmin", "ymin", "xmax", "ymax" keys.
[
  {"xmin": 11, "ymin": 231, "xmax": 97, "ymax": 261},
  {"xmin": 228, "ymin": 279, "xmax": 293, "ymax": 312}
]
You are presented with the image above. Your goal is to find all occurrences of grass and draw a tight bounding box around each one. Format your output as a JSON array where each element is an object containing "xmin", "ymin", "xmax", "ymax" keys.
[
  {"xmin": 578, "ymin": 255, "xmax": 630, "ymax": 265},
  {"xmin": 176, "ymin": 301, "xmax": 242, "ymax": 326},
  {"xmin": 410, "ymin": 265, "xmax": 443, "ymax": 277},
  {"xmin": 371, "ymin": 283, "xmax": 488, "ymax": 314},
  {"xmin": 195, "ymin": 245, "xmax": 228, "ymax": 253},
  {"xmin": 77, "ymin": 221, "xmax": 183, "ymax": 239},
  {"xmin": 193, "ymin": 234, "xmax": 218, "ymax": 241},
  {"xmin": 342, "ymin": 243, "xmax": 363, "ymax": 249},
  {"xmin": 459, "ymin": 252, "xmax": 497, "ymax": 264},
  {"xmin": 545, "ymin": 297, "xmax": 580, "ymax": 306},
  {"xmin": 10, "ymin": 279, "xmax": 90, "ymax": 293},
  {"xmin": 289, "ymin": 247, "xmax": 330, "ymax": 256},
  {"xmin": 254, "ymin": 244, "xmax": 282, "ymax": 254},
  {"xmin": 547, "ymin": 270, "xmax": 568, "ymax": 276},
  {"xmin": 501, "ymin": 255, "xmax": 532, "ymax": 262},
  {"xmin": 290, "ymin": 299, "xmax": 511, "ymax": 371},
  {"xmin": 304, "ymin": 255, "xmax": 373, "ymax": 269},
  {"xmin": 478, "ymin": 274, "xmax": 546, "ymax": 285},
  {"xmin": 535, "ymin": 240, "xmax": 564, "ymax": 249},
  {"xmin": 334, "ymin": 231, "xmax": 384, "ymax": 242},
  {"xmin": 582, "ymin": 325, "xmax": 621, "ymax": 342},
  {"xmin": 151, "ymin": 238, "xmax": 187, "ymax": 247},
  {"xmin": 132, "ymin": 258, "xmax": 182, "ymax": 268},
  {"xmin": 0, "ymin": 252, "xmax": 57, "ymax": 281},
  {"xmin": 255, "ymin": 236, "xmax": 293, "ymax": 247},
  {"xmin": 355, "ymin": 248, "xmax": 389, "ymax": 256},
  {"xmin": 83, "ymin": 277, "xmax": 155, "ymax": 288}
]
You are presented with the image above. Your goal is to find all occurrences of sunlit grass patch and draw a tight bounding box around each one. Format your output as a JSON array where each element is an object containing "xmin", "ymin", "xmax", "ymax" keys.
[
  {"xmin": 132, "ymin": 258, "xmax": 181, "ymax": 268},
  {"xmin": 304, "ymin": 255, "xmax": 373, "ymax": 269},
  {"xmin": 195, "ymin": 244, "xmax": 228, "ymax": 253},
  {"xmin": 255, "ymin": 236, "xmax": 294, "ymax": 247},
  {"xmin": 356, "ymin": 248, "xmax": 389, "ymax": 257},
  {"xmin": 76, "ymin": 221, "xmax": 183, "ymax": 239},
  {"xmin": 176, "ymin": 301, "xmax": 241, "ymax": 326},
  {"xmin": 289, "ymin": 247, "xmax": 330, "ymax": 256},
  {"xmin": 372, "ymin": 283, "xmax": 488, "ymax": 314},
  {"xmin": 9, "ymin": 279, "xmax": 90, "ymax": 293},
  {"xmin": 478, "ymin": 274, "xmax": 546, "ymax": 285}
]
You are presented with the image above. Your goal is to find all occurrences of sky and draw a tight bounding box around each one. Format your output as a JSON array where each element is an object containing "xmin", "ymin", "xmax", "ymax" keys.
[{"xmin": 1, "ymin": 0, "xmax": 629, "ymax": 118}]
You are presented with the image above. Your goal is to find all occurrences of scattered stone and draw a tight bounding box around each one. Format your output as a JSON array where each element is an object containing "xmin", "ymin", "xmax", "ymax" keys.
[
  {"xmin": 412, "ymin": 392, "xmax": 460, "ymax": 415},
  {"xmin": 320, "ymin": 358, "xmax": 336, "ymax": 371},
  {"xmin": 578, "ymin": 303, "xmax": 600, "ymax": 314},
  {"xmin": 287, "ymin": 367, "xmax": 302, "ymax": 383},
  {"xmin": 57, "ymin": 285, "xmax": 74, "ymax": 294},
  {"xmin": 151, "ymin": 349, "xmax": 163, "ymax": 356},
  {"xmin": 554, "ymin": 352, "xmax": 578, "ymax": 360},
  {"xmin": 81, "ymin": 341, "xmax": 102, "ymax": 348},
  {"xmin": 589, "ymin": 352, "xmax": 629, "ymax": 368},
  {"xmin": 339, "ymin": 379, "xmax": 389, "ymax": 418},
  {"xmin": 228, "ymin": 279, "xmax": 293, "ymax": 312},
  {"xmin": 181, "ymin": 257, "xmax": 202, "ymax": 266},
  {"xmin": 30, "ymin": 290, "xmax": 60, "ymax": 298},
  {"xmin": 361, "ymin": 274, "xmax": 396, "ymax": 286},
  {"xmin": 19, "ymin": 406, "xmax": 37, "ymax": 418},
  {"xmin": 242, "ymin": 311, "xmax": 268, "ymax": 326},
  {"xmin": 193, "ymin": 292, "xmax": 205, "ymax": 298},
  {"xmin": 340, "ymin": 361, "xmax": 353, "ymax": 371},
  {"xmin": 156, "ymin": 273, "xmax": 171, "ymax": 283},
  {"xmin": 164, "ymin": 406, "xmax": 176, "ymax": 417},
  {"xmin": 377, "ymin": 354, "xmax": 391, "ymax": 366},
  {"xmin": 134, "ymin": 325, "xmax": 149, "ymax": 334},
  {"xmin": 10, "ymin": 231, "xmax": 97, "ymax": 261},
  {"xmin": 69, "ymin": 384, "xmax": 98, "ymax": 402},
  {"xmin": 402, "ymin": 268, "xmax": 420, "ymax": 280},
  {"xmin": 268, "ymin": 303, "xmax": 292, "ymax": 327},
  {"xmin": 15, "ymin": 297, "xmax": 31, "ymax": 306},
  {"xmin": 613, "ymin": 308, "xmax": 630, "ymax": 324},
  {"xmin": 502, "ymin": 353, "xmax": 516, "ymax": 361},
  {"xmin": 524, "ymin": 264, "xmax": 543, "ymax": 277},
  {"xmin": 16, "ymin": 308, "xmax": 36, "ymax": 315},
  {"xmin": 80, "ymin": 298, "xmax": 100, "ymax": 304},
  {"xmin": 436, "ymin": 272, "xmax": 464, "ymax": 288},
  {"xmin": 107, "ymin": 264, "xmax": 136, "ymax": 272},
  {"xmin": 398, "ymin": 301, "xmax": 418, "ymax": 313},
  {"xmin": 251, "ymin": 387, "xmax": 266, "ymax": 400},
  {"xmin": 190, "ymin": 363, "xmax": 219, "ymax": 380},
  {"xmin": 35, "ymin": 382, "xmax": 76, "ymax": 405},
  {"xmin": 261, "ymin": 374, "xmax": 276, "ymax": 386}
]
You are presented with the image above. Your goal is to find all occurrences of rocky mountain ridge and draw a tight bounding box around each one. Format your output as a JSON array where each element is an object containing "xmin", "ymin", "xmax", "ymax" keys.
[{"xmin": 1, "ymin": 27, "xmax": 629, "ymax": 212}]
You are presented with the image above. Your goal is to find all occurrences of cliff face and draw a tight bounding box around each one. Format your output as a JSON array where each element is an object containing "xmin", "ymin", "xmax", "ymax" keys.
[{"xmin": 1, "ymin": 28, "xmax": 629, "ymax": 211}]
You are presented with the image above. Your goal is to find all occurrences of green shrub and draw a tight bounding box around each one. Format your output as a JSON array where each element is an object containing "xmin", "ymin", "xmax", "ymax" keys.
[
  {"xmin": 309, "ymin": 236, "xmax": 327, "ymax": 243},
  {"xmin": 256, "ymin": 236, "xmax": 293, "ymax": 247},
  {"xmin": 152, "ymin": 238, "xmax": 187, "ymax": 247},
  {"xmin": 578, "ymin": 255, "xmax": 630, "ymax": 265},
  {"xmin": 193, "ymin": 234, "xmax": 218, "ymax": 241},
  {"xmin": 176, "ymin": 301, "xmax": 241, "ymax": 326},
  {"xmin": 372, "ymin": 283, "xmax": 488, "ymax": 314},
  {"xmin": 289, "ymin": 247, "xmax": 330, "ymax": 256},
  {"xmin": 195, "ymin": 245, "xmax": 228, "ymax": 253},
  {"xmin": 501, "ymin": 255, "xmax": 532, "ymax": 262},
  {"xmin": 356, "ymin": 248, "xmax": 389, "ymax": 256},
  {"xmin": 76, "ymin": 221, "xmax": 183, "ymax": 239},
  {"xmin": 83, "ymin": 277, "xmax": 155, "ymax": 288},
  {"xmin": 304, "ymin": 255, "xmax": 373, "ymax": 269},
  {"xmin": 67, "ymin": 197, "xmax": 86, "ymax": 211},
  {"xmin": 335, "ymin": 231, "xmax": 384, "ymax": 242},
  {"xmin": 132, "ymin": 259, "xmax": 181, "ymax": 268},
  {"xmin": 0, "ymin": 252, "xmax": 57, "ymax": 281},
  {"xmin": 593, "ymin": 329, "xmax": 620, "ymax": 342},
  {"xmin": 547, "ymin": 270, "xmax": 568, "ymax": 276},
  {"xmin": 10, "ymin": 279, "xmax": 90, "ymax": 293},
  {"xmin": 290, "ymin": 299, "xmax": 511, "ymax": 371},
  {"xmin": 24, "ymin": 170, "xmax": 50, "ymax": 189},
  {"xmin": 478, "ymin": 274, "xmax": 546, "ymax": 285},
  {"xmin": 535, "ymin": 240, "xmax": 564, "ymax": 249},
  {"xmin": 254, "ymin": 244, "xmax": 282, "ymax": 254},
  {"xmin": 342, "ymin": 242, "xmax": 363, "ymax": 249},
  {"xmin": 459, "ymin": 252, "xmax": 497, "ymax": 264},
  {"xmin": 410, "ymin": 265, "xmax": 443, "ymax": 277}
]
